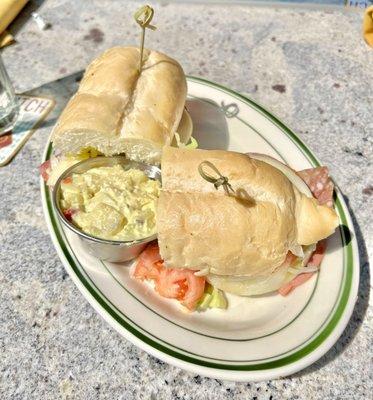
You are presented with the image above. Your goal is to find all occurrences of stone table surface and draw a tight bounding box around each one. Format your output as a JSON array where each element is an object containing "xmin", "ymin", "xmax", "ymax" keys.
[{"xmin": 1, "ymin": 0, "xmax": 372, "ymax": 399}]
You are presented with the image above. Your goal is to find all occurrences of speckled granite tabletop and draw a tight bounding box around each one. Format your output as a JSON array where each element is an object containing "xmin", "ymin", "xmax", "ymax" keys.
[{"xmin": 0, "ymin": 1, "xmax": 372, "ymax": 399}]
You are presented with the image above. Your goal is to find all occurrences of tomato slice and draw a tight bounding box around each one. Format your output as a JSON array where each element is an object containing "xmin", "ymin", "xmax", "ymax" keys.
[
  {"xmin": 179, "ymin": 272, "xmax": 206, "ymax": 310},
  {"xmin": 155, "ymin": 268, "xmax": 205, "ymax": 310},
  {"xmin": 39, "ymin": 160, "xmax": 51, "ymax": 182},
  {"xmin": 155, "ymin": 269, "xmax": 188, "ymax": 298},
  {"xmin": 133, "ymin": 242, "xmax": 163, "ymax": 281},
  {"xmin": 133, "ymin": 243, "xmax": 205, "ymax": 310}
]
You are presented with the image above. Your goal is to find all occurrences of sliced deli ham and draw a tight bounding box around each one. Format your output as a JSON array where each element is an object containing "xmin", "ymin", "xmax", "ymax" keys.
[
  {"xmin": 307, "ymin": 239, "xmax": 327, "ymax": 268},
  {"xmin": 278, "ymin": 240, "xmax": 328, "ymax": 296},
  {"xmin": 297, "ymin": 166, "xmax": 334, "ymax": 207},
  {"xmin": 278, "ymin": 272, "xmax": 315, "ymax": 296},
  {"xmin": 279, "ymin": 166, "xmax": 333, "ymax": 296},
  {"xmin": 39, "ymin": 160, "xmax": 51, "ymax": 182}
]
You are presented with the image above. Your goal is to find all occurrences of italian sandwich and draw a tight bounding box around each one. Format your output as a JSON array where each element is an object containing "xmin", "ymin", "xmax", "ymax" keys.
[{"xmin": 133, "ymin": 147, "xmax": 339, "ymax": 309}]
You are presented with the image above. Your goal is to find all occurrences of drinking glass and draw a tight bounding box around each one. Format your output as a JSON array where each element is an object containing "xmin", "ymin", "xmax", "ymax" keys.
[{"xmin": 0, "ymin": 53, "xmax": 19, "ymax": 135}]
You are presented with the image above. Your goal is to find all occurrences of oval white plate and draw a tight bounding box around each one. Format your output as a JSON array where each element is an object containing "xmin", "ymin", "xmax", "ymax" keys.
[{"xmin": 41, "ymin": 77, "xmax": 359, "ymax": 381}]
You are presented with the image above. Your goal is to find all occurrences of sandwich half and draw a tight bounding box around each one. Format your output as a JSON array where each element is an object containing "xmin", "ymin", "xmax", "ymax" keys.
[
  {"xmin": 52, "ymin": 46, "xmax": 188, "ymax": 164},
  {"xmin": 41, "ymin": 46, "xmax": 192, "ymax": 185},
  {"xmin": 156, "ymin": 147, "xmax": 339, "ymax": 297}
]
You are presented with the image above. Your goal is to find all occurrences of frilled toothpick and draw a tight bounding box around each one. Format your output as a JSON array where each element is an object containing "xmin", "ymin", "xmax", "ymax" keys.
[{"xmin": 134, "ymin": 5, "xmax": 157, "ymax": 71}]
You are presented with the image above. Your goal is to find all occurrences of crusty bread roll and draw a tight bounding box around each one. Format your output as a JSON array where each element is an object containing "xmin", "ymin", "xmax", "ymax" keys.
[
  {"xmin": 157, "ymin": 147, "xmax": 339, "ymax": 277},
  {"xmin": 51, "ymin": 47, "xmax": 188, "ymax": 164}
]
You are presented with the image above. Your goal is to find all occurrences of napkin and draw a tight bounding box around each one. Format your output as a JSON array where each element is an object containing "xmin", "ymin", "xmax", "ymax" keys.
[
  {"xmin": 0, "ymin": 95, "xmax": 54, "ymax": 166},
  {"xmin": 363, "ymin": 5, "xmax": 373, "ymax": 47},
  {"xmin": 0, "ymin": 0, "xmax": 29, "ymax": 48}
]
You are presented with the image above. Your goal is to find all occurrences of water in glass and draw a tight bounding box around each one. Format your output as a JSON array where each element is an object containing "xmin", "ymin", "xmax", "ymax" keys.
[{"xmin": 0, "ymin": 54, "xmax": 19, "ymax": 135}]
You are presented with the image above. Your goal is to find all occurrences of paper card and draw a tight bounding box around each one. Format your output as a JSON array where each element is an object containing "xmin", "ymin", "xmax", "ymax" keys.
[{"xmin": 0, "ymin": 95, "xmax": 55, "ymax": 166}]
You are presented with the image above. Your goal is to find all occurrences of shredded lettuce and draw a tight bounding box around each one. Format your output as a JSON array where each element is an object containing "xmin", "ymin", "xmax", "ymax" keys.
[
  {"xmin": 198, "ymin": 284, "xmax": 227, "ymax": 310},
  {"xmin": 174, "ymin": 132, "xmax": 199, "ymax": 149},
  {"xmin": 67, "ymin": 147, "xmax": 102, "ymax": 160},
  {"xmin": 282, "ymin": 246, "xmax": 319, "ymax": 282},
  {"xmin": 48, "ymin": 147, "xmax": 102, "ymax": 186},
  {"xmin": 185, "ymin": 137, "xmax": 198, "ymax": 149},
  {"xmin": 198, "ymin": 293, "xmax": 213, "ymax": 309}
]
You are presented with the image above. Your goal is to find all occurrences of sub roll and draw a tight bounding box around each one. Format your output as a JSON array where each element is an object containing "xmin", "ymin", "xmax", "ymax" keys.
[{"xmin": 51, "ymin": 47, "xmax": 191, "ymax": 165}]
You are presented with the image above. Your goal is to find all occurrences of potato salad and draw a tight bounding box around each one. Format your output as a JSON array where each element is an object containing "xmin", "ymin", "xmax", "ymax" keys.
[{"xmin": 59, "ymin": 165, "xmax": 160, "ymax": 241}]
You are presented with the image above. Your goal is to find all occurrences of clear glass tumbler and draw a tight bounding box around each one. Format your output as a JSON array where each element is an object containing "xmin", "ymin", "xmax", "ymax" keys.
[{"xmin": 0, "ymin": 53, "xmax": 19, "ymax": 135}]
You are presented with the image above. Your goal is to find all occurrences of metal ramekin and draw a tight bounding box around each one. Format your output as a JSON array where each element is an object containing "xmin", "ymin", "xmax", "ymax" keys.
[{"xmin": 52, "ymin": 156, "xmax": 161, "ymax": 263}]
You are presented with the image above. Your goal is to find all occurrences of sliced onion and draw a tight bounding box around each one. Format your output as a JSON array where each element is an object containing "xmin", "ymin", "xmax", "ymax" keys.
[
  {"xmin": 302, "ymin": 243, "xmax": 316, "ymax": 266},
  {"xmin": 207, "ymin": 246, "xmax": 317, "ymax": 296},
  {"xmin": 289, "ymin": 243, "xmax": 304, "ymax": 258},
  {"xmin": 248, "ymin": 152, "xmax": 312, "ymax": 197},
  {"xmin": 248, "ymin": 154, "xmax": 317, "ymax": 263},
  {"xmin": 288, "ymin": 266, "xmax": 319, "ymax": 275},
  {"xmin": 194, "ymin": 267, "xmax": 210, "ymax": 277},
  {"xmin": 172, "ymin": 108, "xmax": 193, "ymax": 146},
  {"xmin": 207, "ymin": 263, "xmax": 292, "ymax": 296}
]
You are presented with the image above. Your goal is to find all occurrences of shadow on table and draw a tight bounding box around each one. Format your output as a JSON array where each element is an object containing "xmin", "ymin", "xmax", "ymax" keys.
[{"xmin": 291, "ymin": 194, "xmax": 370, "ymax": 378}]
